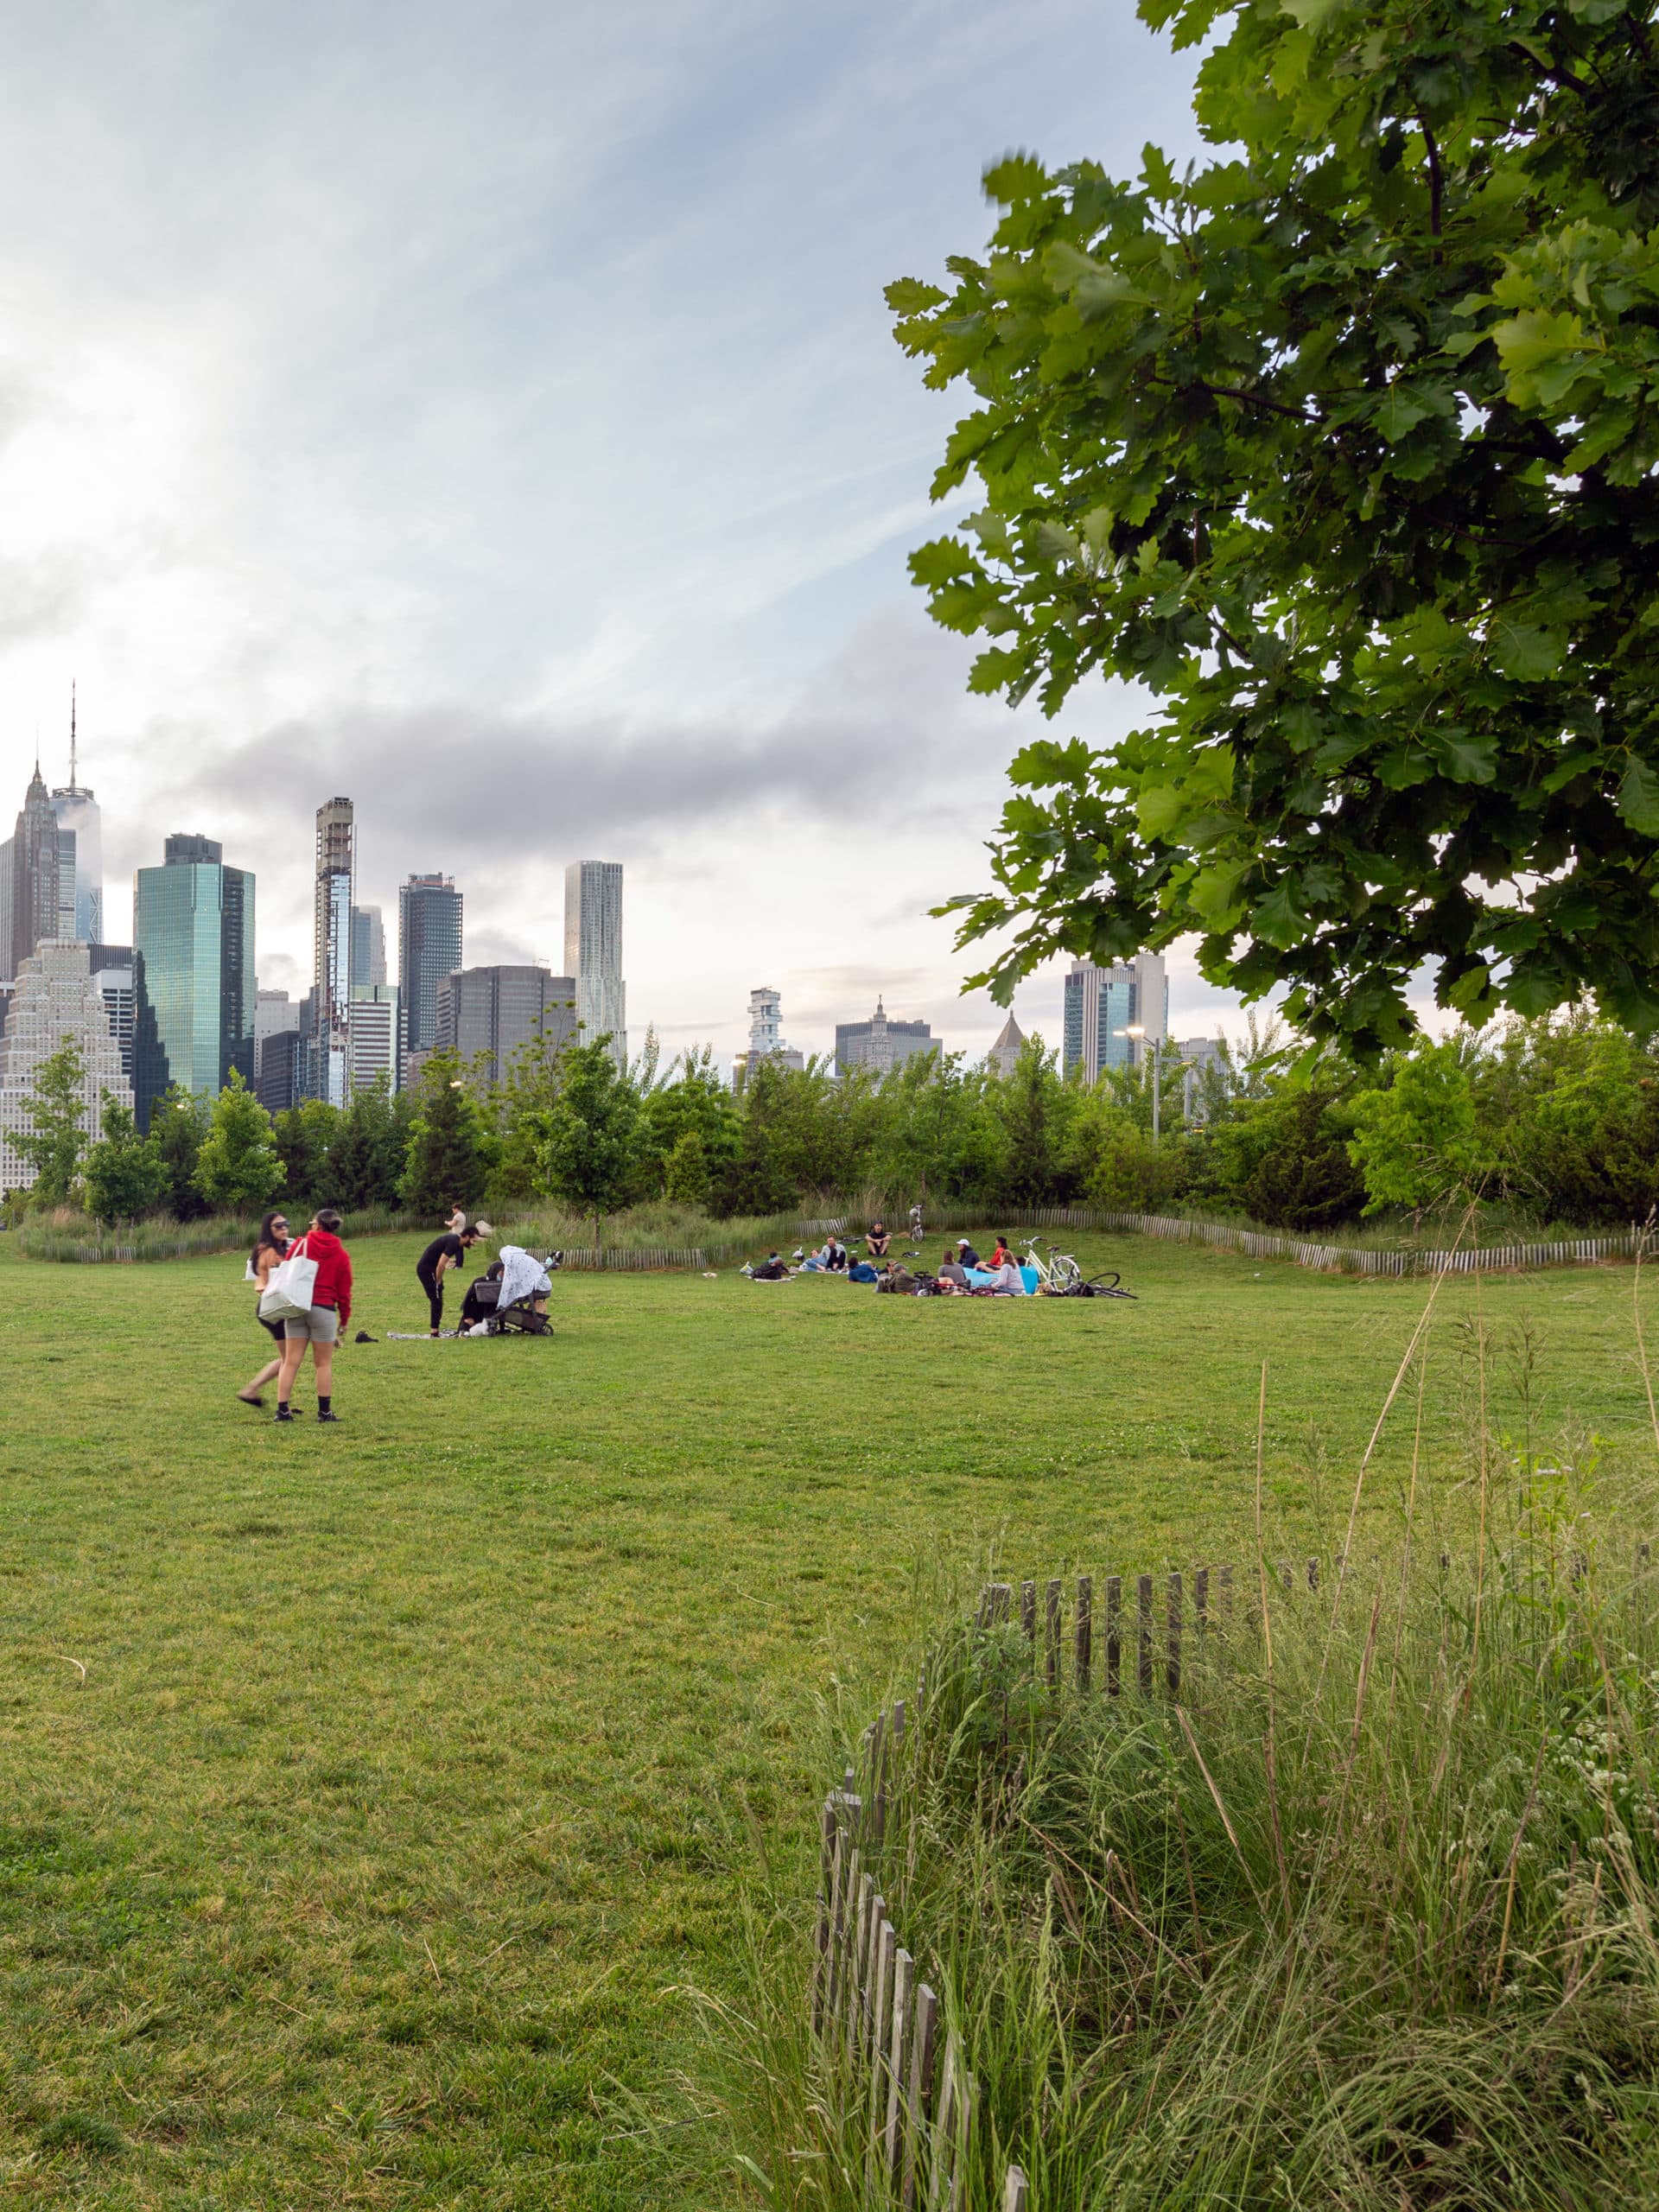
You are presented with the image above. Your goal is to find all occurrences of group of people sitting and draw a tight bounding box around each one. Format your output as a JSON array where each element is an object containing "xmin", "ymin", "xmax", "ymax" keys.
[{"xmin": 748, "ymin": 1228, "xmax": 1029, "ymax": 1296}]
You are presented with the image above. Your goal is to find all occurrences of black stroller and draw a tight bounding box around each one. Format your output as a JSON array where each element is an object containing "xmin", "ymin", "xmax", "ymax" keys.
[{"xmin": 461, "ymin": 1248, "xmax": 563, "ymax": 1336}]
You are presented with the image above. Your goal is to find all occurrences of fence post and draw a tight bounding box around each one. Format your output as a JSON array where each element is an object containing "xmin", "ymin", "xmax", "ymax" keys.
[
  {"xmin": 1046, "ymin": 1578, "xmax": 1062, "ymax": 1687},
  {"xmin": 1137, "ymin": 1573, "xmax": 1154, "ymax": 1694},
  {"xmin": 885, "ymin": 1946, "xmax": 914, "ymax": 2183},
  {"xmin": 1020, "ymin": 1580, "xmax": 1037, "ymax": 1649},
  {"xmin": 1076, "ymin": 1573, "xmax": 1093, "ymax": 1693},
  {"xmin": 1106, "ymin": 1576, "xmax": 1122, "ymax": 1696},
  {"xmin": 1003, "ymin": 2169, "xmax": 1029, "ymax": 2212},
  {"xmin": 1194, "ymin": 1565, "xmax": 1209, "ymax": 1641},
  {"xmin": 868, "ymin": 1917, "xmax": 897, "ymax": 2190},
  {"xmin": 902, "ymin": 1982, "xmax": 938, "ymax": 2209},
  {"xmin": 1167, "ymin": 1569, "xmax": 1182, "ymax": 1696}
]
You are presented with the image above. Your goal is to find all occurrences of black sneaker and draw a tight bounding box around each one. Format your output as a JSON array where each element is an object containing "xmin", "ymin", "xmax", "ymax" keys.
[
  {"xmin": 273, "ymin": 1406, "xmax": 295, "ymax": 1423},
  {"xmin": 316, "ymin": 1410, "xmax": 342, "ymax": 1424}
]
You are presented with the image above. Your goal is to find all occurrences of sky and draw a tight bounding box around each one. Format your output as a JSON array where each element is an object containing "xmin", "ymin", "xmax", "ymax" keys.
[{"xmin": 0, "ymin": 0, "xmax": 1246, "ymax": 1067}]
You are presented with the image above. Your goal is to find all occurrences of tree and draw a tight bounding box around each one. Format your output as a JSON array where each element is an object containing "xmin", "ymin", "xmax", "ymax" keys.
[
  {"xmin": 194, "ymin": 1071, "xmax": 285, "ymax": 1213},
  {"xmin": 398, "ymin": 1051, "xmax": 494, "ymax": 1217},
  {"xmin": 1196, "ymin": 1081, "xmax": 1367, "ymax": 1231},
  {"xmin": 663, "ymin": 1128, "xmax": 711, "ymax": 1207},
  {"xmin": 273, "ymin": 1098, "xmax": 340, "ymax": 1213},
  {"xmin": 891, "ymin": 3, "xmax": 1659, "ymax": 1055},
  {"xmin": 537, "ymin": 1039, "xmax": 640, "ymax": 1254},
  {"xmin": 638, "ymin": 1048, "xmax": 741, "ymax": 1204},
  {"xmin": 81, "ymin": 1096, "xmax": 168, "ymax": 1224},
  {"xmin": 1348, "ymin": 1041, "xmax": 1488, "ymax": 1223},
  {"xmin": 327, "ymin": 1077, "xmax": 405, "ymax": 1211},
  {"xmin": 152, "ymin": 1086, "xmax": 212, "ymax": 1220},
  {"xmin": 987, "ymin": 1038, "xmax": 1076, "ymax": 1208},
  {"xmin": 13, "ymin": 1038, "xmax": 90, "ymax": 1205}
]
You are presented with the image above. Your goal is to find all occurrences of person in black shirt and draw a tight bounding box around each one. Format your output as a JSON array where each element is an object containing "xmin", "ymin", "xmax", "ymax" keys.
[
  {"xmin": 956, "ymin": 1237, "xmax": 982, "ymax": 1269},
  {"xmin": 416, "ymin": 1227, "xmax": 482, "ymax": 1335}
]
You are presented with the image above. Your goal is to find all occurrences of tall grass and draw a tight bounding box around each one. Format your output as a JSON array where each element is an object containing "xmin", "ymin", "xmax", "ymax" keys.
[
  {"xmin": 10, "ymin": 1204, "xmax": 427, "ymax": 1262},
  {"xmin": 706, "ymin": 1469, "xmax": 1659, "ymax": 2206}
]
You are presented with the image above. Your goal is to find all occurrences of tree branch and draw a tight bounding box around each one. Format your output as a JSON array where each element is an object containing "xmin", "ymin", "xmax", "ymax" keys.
[
  {"xmin": 1418, "ymin": 113, "xmax": 1444, "ymax": 240},
  {"xmin": 1193, "ymin": 379, "xmax": 1319, "ymax": 425}
]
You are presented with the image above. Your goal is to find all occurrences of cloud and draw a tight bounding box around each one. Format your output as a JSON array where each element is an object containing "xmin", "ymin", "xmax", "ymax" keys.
[{"xmin": 143, "ymin": 603, "xmax": 1030, "ymax": 877}]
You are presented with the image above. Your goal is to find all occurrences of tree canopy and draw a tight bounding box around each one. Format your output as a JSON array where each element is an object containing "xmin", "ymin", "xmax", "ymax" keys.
[{"xmin": 890, "ymin": 0, "xmax": 1659, "ymax": 1055}]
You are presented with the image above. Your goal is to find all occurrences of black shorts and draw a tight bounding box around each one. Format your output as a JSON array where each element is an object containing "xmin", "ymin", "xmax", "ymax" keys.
[{"xmin": 258, "ymin": 1311, "xmax": 285, "ymax": 1342}]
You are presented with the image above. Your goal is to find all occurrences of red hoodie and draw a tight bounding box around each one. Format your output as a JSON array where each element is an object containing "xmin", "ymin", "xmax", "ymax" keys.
[{"xmin": 296, "ymin": 1228, "xmax": 352, "ymax": 1328}]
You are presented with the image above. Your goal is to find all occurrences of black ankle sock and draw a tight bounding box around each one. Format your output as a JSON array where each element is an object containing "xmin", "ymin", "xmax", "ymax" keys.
[{"xmin": 318, "ymin": 1395, "xmax": 331, "ymax": 1414}]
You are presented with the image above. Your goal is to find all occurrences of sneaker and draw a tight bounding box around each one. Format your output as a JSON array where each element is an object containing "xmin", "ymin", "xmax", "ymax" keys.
[
  {"xmin": 273, "ymin": 1406, "xmax": 295, "ymax": 1423},
  {"xmin": 316, "ymin": 1410, "xmax": 342, "ymax": 1423},
  {"xmin": 237, "ymin": 1392, "xmax": 265, "ymax": 1408}
]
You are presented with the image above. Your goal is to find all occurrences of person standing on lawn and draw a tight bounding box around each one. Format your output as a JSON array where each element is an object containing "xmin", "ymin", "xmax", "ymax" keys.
[
  {"xmin": 238, "ymin": 1208, "xmax": 292, "ymax": 1408},
  {"xmin": 416, "ymin": 1223, "xmax": 485, "ymax": 1335},
  {"xmin": 274, "ymin": 1208, "xmax": 353, "ymax": 1424}
]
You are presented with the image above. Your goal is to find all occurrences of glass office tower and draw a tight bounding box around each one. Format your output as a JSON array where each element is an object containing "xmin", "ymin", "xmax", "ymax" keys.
[
  {"xmin": 1061, "ymin": 954, "xmax": 1167, "ymax": 1084},
  {"xmin": 563, "ymin": 860, "xmax": 626, "ymax": 1066},
  {"xmin": 397, "ymin": 873, "xmax": 463, "ymax": 1068},
  {"xmin": 313, "ymin": 798, "xmax": 354, "ymax": 1108},
  {"xmin": 131, "ymin": 836, "xmax": 255, "ymax": 1128}
]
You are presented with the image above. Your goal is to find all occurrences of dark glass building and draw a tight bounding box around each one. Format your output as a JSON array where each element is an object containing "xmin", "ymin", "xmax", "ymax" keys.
[
  {"xmin": 435, "ymin": 965, "xmax": 576, "ymax": 1085},
  {"xmin": 398, "ymin": 874, "xmax": 463, "ymax": 1066},
  {"xmin": 132, "ymin": 836, "xmax": 255, "ymax": 1128}
]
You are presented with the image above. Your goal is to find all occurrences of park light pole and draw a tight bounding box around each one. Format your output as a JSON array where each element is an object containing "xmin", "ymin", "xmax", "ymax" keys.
[{"xmin": 1116, "ymin": 1023, "xmax": 1161, "ymax": 1145}]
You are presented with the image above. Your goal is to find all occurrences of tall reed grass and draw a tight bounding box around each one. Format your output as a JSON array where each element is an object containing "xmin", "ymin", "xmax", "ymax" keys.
[{"xmin": 702, "ymin": 1446, "xmax": 1659, "ymax": 2205}]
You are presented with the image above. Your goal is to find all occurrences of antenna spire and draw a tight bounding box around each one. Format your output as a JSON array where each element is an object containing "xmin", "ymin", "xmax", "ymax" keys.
[{"xmin": 69, "ymin": 681, "xmax": 78, "ymax": 789}]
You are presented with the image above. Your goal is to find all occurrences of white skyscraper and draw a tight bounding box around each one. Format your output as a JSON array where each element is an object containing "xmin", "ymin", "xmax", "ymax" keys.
[
  {"xmin": 0, "ymin": 941, "xmax": 132, "ymax": 1190},
  {"xmin": 563, "ymin": 861, "xmax": 626, "ymax": 1066}
]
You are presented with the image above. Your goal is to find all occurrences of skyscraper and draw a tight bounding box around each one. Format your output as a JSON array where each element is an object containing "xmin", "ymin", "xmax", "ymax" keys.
[
  {"xmin": 132, "ymin": 834, "xmax": 255, "ymax": 1128},
  {"xmin": 563, "ymin": 861, "xmax": 625, "ymax": 1065},
  {"xmin": 1061, "ymin": 952, "xmax": 1167, "ymax": 1084},
  {"xmin": 49, "ymin": 688, "xmax": 102, "ymax": 944},
  {"xmin": 435, "ymin": 965, "xmax": 577, "ymax": 1086},
  {"xmin": 313, "ymin": 798, "xmax": 354, "ymax": 1108},
  {"xmin": 731, "ymin": 987, "xmax": 804, "ymax": 1087},
  {"xmin": 346, "ymin": 985, "xmax": 401, "ymax": 1095},
  {"xmin": 2, "ymin": 765, "xmax": 61, "ymax": 982},
  {"xmin": 351, "ymin": 904, "xmax": 386, "ymax": 991},
  {"xmin": 835, "ymin": 997, "xmax": 939, "ymax": 1077},
  {"xmin": 89, "ymin": 944, "xmax": 136, "ymax": 1078},
  {"xmin": 0, "ymin": 942, "xmax": 133, "ymax": 1191},
  {"xmin": 397, "ymin": 873, "xmax": 463, "ymax": 1071}
]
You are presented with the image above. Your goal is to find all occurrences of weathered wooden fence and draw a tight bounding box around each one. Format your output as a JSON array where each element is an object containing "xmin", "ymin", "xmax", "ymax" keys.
[{"xmin": 811, "ymin": 1547, "xmax": 1656, "ymax": 2206}]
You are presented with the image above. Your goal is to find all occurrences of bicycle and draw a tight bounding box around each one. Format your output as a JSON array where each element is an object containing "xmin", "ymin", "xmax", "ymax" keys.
[{"xmin": 1020, "ymin": 1236, "xmax": 1138, "ymax": 1300}]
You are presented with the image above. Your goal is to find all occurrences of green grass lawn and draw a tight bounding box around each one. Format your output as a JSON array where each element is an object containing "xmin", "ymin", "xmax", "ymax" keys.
[{"xmin": 2, "ymin": 1225, "xmax": 1655, "ymax": 2207}]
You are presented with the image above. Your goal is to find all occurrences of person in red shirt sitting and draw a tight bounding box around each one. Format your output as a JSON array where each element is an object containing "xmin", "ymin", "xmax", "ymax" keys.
[{"xmin": 274, "ymin": 1207, "xmax": 354, "ymax": 1425}]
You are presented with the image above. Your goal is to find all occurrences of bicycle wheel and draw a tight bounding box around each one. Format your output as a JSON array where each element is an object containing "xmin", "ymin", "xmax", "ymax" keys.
[
  {"xmin": 1047, "ymin": 1255, "xmax": 1083, "ymax": 1294},
  {"xmin": 1085, "ymin": 1271, "xmax": 1137, "ymax": 1299}
]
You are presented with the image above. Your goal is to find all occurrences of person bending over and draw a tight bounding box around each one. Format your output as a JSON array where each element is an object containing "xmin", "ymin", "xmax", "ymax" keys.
[
  {"xmin": 274, "ymin": 1209, "xmax": 353, "ymax": 1423},
  {"xmin": 848, "ymin": 1255, "xmax": 879, "ymax": 1284},
  {"xmin": 866, "ymin": 1221, "xmax": 892, "ymax": 1258},
  {"xmin": 751, "ymin": 1250, "xmax": 791, "ymax": 1281},
  {"xmin": 417, "ymin": 1224, "xmax": 483, "ymax": 1335}
]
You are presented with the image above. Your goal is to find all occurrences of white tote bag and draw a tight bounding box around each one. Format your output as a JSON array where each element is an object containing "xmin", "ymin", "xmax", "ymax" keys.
[{"xmin": 258, "ymin": 1234, "xmax": 319, "ymax": 1324}]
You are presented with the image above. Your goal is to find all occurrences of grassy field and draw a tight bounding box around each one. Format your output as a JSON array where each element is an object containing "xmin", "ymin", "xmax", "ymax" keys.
[{"xmin": 2, "ymin": 1224, "xmax": 1656, "ymax": 2208}]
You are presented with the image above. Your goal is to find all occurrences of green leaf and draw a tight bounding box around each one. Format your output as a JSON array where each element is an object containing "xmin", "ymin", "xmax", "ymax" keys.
[
  {"xmin": 1423, "ymin": 728, "xmax": 1498, "ymax": 783},
  {"xmin": 1371, "ymin": 386, "xmax": 1433, "ymax": 443},
  {"xmin": 1618, "ymin": 759, "xmax": 1659, "ymax": 838},
  {"xmin": 1491, "ymin": 308, "xmax": 1585, "ymax": 378},
  {"xmin": 1488, "ymin": 623, "xmax": 1565, "ymax": 681}
]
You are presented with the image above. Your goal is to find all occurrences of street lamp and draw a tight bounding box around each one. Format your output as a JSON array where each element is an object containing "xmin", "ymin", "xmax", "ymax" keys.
[{"xmin": 1114, "ymin": 1022, "xmax": 1161, "ymax": 1145}]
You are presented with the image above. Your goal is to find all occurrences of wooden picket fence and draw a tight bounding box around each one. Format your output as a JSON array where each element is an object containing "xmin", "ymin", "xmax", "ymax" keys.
[
  {"xmin": 809, "ymin": 1564, "xmax": 1233, "ymax": 2209},
  {"xmin": 810, "ymin": 1545, "xmax": 1656, "ymax": 2207}
]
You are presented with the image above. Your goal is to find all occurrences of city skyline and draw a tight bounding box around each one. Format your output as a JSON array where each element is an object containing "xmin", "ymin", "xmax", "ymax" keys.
[{"xmin": 0, "ymin": 3, "xmax": 1351, "ymax": 1066}]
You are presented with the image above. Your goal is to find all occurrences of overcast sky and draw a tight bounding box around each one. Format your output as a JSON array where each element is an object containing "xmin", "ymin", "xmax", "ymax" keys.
[{"xmin": 0, "ymin": 0, "xmax": 1248, "ymax": 1065}]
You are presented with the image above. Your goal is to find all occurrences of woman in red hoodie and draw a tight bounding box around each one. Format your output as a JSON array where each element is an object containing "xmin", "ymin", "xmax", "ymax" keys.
[{"xmin": 274, "ymin": 1207, "xmax": 353, "ymax": 1424}]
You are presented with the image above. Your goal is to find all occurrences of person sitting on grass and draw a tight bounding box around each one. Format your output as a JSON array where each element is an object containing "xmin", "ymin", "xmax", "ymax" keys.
[
  {"xmin": 984, "ymin": 1252, "xmax": 1027, "ymax": 1296},
  {"xmin": 956, "ymin": 1236, "xmax": 982, "ymax": 1269},
  {"xmin": 937, "ymin": 1250, "xmax": 970, "ymax": 1294},
  {"xmin": 751, "ymin": 1250, "xmax": 790, "ymax": 1281},
  {"xmin": 866, "ymin": 1221, "xmax": 892, "ymax": 1258},
  {"xmin": 274, "ymin": 1208, "xmax": 353, "ymax": 1424},
  {"xmin": 823, "ymin": 1236, "xmax": 849, "ymax": 1272},
  {"xmin": 990, "ymin": 1235, "xmax": 1015, "ymax": 1268},
  {"xmin": 848, "ymin": 1254, "xmax": 879, "ymax": 1284}
]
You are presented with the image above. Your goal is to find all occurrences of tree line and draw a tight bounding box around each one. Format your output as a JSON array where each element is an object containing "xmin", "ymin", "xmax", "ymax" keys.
[{"xmin": 8, "ymin": 1007, "xmax": 1659, "ymax": 1237}]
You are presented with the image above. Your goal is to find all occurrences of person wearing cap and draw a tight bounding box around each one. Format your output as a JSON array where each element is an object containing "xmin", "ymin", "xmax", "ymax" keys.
[
  {"xmin": 956, "ymin": 1236, "xmax": 982, "ymax": 1269},
  {"xmin": 416, "ymin": 1221, "xmax": 492, "ymax": 1335}
]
